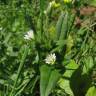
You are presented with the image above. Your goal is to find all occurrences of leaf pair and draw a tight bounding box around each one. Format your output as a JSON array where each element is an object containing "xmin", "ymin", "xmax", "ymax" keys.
[{"xmin": 40, "ymin": 65, "xmax": 60, "ymax": 96}]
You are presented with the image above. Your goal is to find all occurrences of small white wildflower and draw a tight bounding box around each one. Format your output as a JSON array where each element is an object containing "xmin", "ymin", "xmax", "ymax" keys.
[
  {"xmin": 21, "ymin": 4, "xmax": 24, "ymax": 8},
  {"xmin": 0, "ymin": 27, "xmax": 2, "ymax": 31},
  {"xmin": 44, "ymin": 10, "xmax": 47, "ymax": 14},
  {"xmin": 24, "ymin": 30, "xmax": 34, "ymax": 40},
  {"xmin": 45, "ymin": 53, "xmax": 56, "ymax": 65}
]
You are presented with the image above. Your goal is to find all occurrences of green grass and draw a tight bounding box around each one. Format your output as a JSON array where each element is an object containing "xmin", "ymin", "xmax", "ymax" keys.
[{"xmin": 0, "ymin": 0, "xmax": 96, "ymax": 96}]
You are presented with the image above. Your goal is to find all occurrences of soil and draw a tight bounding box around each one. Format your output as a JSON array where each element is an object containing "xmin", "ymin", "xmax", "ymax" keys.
[{"xmin": 75, "ymin": 6, "xmax": 96, "ymax": 27}]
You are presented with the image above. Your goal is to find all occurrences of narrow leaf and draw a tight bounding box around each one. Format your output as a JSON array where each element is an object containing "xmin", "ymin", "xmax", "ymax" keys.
[
  {"xmin": 56, "ymin": 13, "xmax": 65, "ymax": 40},
  {"xmin": 40, "ymin": 65, "xmax": 60, "ymax": 96}
]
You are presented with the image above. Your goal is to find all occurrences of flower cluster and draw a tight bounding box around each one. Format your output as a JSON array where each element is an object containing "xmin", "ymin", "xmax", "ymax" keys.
[
  {"xmin": 24, "ymin": 30, "xmax": 34, "ymax": 40},
  {"xmin": 45, "ymin": 53, "xmax": 56, "ymax": 65}
]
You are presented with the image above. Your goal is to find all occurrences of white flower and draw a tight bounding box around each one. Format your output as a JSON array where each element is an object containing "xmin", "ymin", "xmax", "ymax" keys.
[
  {"xmin": 0, "ymin": 27, "xmax": 2, "ymax": 31},
  {"xmin": 44, "ymin": 10, "xmax": 47, "ymax": 14},
  {"xmin": 45, "ymin": 53, "xmax": 56, "ymax": 65},
  {"xmin": 24, "ymin": 30, "xmax": 34, "ymax": 40}
]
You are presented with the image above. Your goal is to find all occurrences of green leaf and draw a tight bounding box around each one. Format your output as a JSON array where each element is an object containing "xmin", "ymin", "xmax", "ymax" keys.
[
  {"xmin": 70, "ymin": 65, "xmax": 92, "ymax": 96},
  {"xmin": 40, "ymin": 0, "xmax": 46, "ymax": 14},
  {"xmin": 40, "ymin": 65, "xmax": 52, "ymax": 96},
  {"xmin": 58, "ymin": 60, "xmax": 78, "ymax": 96},
  {"xmin": 65, "ymin": 60, "xmax": 78, "ymax": 71},
  {"xmin": 86, "ymin": 86, "xmax": 96, "ymax": 96},
  {"xmin": 83, "ymin": 56, "xmax": 94, "ymax": 74},
  {"xmin": 56, "ymin": 13, "xmax": 65, "ymax": 40},
  {"xmin": 39, "ymin": 0, "xmax": 46, "ymax": 37},
  {"xmin": 89, "ymin": 0, "xmax": 96, "ymax": 7},
  {"xmin": 59, "ymin": 11, "xmax": 69, "ymax": 40},
  {"xmin": 9, "ymin": 45, "xmax": 28, "ymax": 96},
  {"xmin": 40, "ymin": 65, "xmax": 60, "ymax": 96},
  {"xmin": 56, "ymin": 11, "xmax": 69, "ymax": 53}
]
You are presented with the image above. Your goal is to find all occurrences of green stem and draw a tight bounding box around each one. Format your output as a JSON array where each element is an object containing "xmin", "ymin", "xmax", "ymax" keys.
[
  {"xmin": 9, "ymin": 45, "xmax": 28, "ymax": 96},
  {"xmin": 31, "ymin": 76, "xmax": 40, "ymax": 94}
]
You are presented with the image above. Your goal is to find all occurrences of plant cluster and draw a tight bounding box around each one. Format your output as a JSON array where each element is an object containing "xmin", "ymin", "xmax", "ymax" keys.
[{"xmin": 0, "ymin": 0, "xmax": 96, "ymax": 96}]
